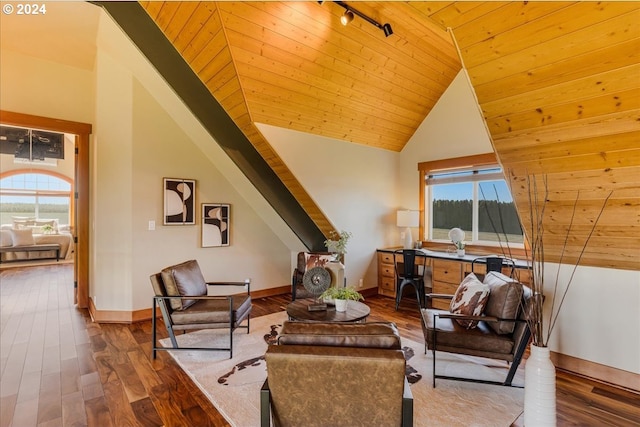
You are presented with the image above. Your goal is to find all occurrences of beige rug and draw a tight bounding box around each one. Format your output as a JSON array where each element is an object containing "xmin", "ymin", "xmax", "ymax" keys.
[{"xmin": 161, "ymin": 312, "xmax": 524, "ymax": 427}]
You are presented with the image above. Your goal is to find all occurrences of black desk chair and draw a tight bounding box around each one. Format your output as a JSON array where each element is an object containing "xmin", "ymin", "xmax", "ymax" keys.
[
  {"xmin": 394, "ymin": 249, "xmax": 431, "ymax": 310},
  {"xmin": 471, "ymin": 256, "xmax": 516, "ymax": 279}
]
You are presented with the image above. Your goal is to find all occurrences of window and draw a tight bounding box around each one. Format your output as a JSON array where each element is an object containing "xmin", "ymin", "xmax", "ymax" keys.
[
  {"xmin": 0, "ymin": 172, "xmax": 72, "ymax": 226},
  {"xmin": 419, "ymin": 154, "xmax": 524, "ymax": 247}
]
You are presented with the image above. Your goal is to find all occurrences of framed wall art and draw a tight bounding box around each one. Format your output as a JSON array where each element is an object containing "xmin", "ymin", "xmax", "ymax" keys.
[
  {"xmin": 163, "ymin": 178, "xmax": 196, "ymax": 225},
  {"xmin": 202, "ymin": 203, "xmax": 230, "ymax": 247}
]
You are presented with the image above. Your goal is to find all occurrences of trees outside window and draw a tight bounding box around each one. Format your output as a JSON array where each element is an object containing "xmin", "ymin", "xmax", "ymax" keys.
[{"xmin": 426, "ymin": 167, "xmax": 523, "ymax": 246}]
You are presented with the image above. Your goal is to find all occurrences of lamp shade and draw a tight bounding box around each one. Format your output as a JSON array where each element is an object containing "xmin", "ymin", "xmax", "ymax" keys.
[{"xmin": 396, "ymin": 210, "xmax": 419, "ymax": 228}]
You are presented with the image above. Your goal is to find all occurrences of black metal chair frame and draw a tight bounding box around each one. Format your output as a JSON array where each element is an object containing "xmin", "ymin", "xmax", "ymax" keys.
[
  {"xmin": 151, "ymin": 278, "xmax": 251, "ymax": 359},
  {"xmin": 393, "ymin": 249, "xmax": 430, "ymax": 310},
  {"xmin": 424, "ymin": 293, "xmax": 531, "ymax": 388},
  {"xmin": 471, "ymin": 256, "xmax": 516, "ymax": 278}
]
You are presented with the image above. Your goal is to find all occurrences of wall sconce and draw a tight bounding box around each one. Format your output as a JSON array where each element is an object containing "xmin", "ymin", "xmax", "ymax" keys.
[
  {"xmin": 397, "ymin": 210, "xmax": 419, "ymax": 249},
  {"xmin": 327, "ymin": 1, "xmax": 394, "ymax": 37}
]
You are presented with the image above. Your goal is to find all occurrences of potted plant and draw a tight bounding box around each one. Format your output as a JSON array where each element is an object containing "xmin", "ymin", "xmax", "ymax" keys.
[
  {"xmin": 41, "ymin": 224, "xmax": 54, "ymax": 234},
  {"xmin": 453, "ymin": 240, "xmax": 465, "ymax": 256},
  {"xmin": 320, "ymin": 286, "xmax": 363, "ymax": 312},
  {"xmin": 324, "ymin": 230, "xmax": 352, "ymax": 263}
]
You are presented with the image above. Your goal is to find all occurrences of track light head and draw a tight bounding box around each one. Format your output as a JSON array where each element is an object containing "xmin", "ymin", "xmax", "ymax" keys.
[
  {"xmin": 340, "ymin": 10, "xmax": 354, "ymax": 26},
  {"xmin": 382, "ymin": 23, "xmax": 393, "ymax": 37}
]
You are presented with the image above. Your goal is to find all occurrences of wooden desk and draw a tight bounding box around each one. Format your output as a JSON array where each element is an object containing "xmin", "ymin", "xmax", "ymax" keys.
[{"xmin": 377, "ymin": 248, "xmax": 531, "ymax": 310}]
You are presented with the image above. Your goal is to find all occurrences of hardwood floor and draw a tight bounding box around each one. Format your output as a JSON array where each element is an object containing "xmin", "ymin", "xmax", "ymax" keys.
[{"xmin": 1, "ymin": 264, "xmax": 638, "ymax": 426}]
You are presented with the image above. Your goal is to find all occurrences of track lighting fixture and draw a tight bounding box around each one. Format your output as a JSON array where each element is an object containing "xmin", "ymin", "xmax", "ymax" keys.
[
  {"xmin": 340, "ymin": 10, "xmax": 354, "ymax": 26},
  {"xmin": 382, "ymin": 23, "xmax": 393, "ymax": 37},
  {"xmin": 328, "ymin": 1, "xmax": 394, "ymax": 37}
]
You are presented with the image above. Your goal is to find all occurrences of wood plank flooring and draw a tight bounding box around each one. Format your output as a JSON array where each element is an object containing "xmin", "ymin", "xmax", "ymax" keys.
[{"xmin": 1, "ymin": 264, "xmax": 638, "ymax": 426}]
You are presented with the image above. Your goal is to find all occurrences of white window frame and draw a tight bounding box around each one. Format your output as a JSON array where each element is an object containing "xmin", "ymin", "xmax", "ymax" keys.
[{"xmin": 419, "ymin": 154, "xmax": 524, "ymax": 248}]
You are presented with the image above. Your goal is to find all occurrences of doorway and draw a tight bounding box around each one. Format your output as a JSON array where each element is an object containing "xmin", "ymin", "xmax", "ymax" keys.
[{"xmin": 0, "ymin": 110, "xmax": 91, "ymax": 307}]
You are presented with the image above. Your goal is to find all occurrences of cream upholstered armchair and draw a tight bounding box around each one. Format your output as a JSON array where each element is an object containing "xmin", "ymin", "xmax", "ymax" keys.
[
  {"xmin": 149, "ymin": 259, "xmax": 252, "ymax": 359},
  {"xmin": 261, "ymin": 321, "xmax": 413, "ymax": 427}
]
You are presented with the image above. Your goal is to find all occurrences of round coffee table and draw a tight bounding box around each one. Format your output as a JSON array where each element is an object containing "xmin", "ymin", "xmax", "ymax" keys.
[{"xmin": 286, "ymin": 300, "xmax": 370, "ymax": 323}]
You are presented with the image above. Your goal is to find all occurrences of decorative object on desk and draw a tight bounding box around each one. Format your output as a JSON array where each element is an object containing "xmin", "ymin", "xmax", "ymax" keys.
[
  {"xmin": 448, "ymin": 227, "xmax": 466, "ymax": 256},
  {"xmin": 201, "ymin": 203, "xmax": 230, "ymax": 247},
  {"xmin": 320, "ymin": 286, "xmax": 364, "ymax": 312},
  {"xmin": 324, "ymin": 230, "xmax": 352, "ymax": 263},
  {"xmin": 302, "ymin": 267, "xmax": 331, "ymax": 311},
  {"xmin": 164, "ymin": 178, "xmax": 196, "ymax": 225},
  {"xmin": 397, "ymin": 210, "xmax": 419, "ymax": 249},
  {"xmin": 499, "ymin": 174, "xmax": 613, "ymax": 427}
]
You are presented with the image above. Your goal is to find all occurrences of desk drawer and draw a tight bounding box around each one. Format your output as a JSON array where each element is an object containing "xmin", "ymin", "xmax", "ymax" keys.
[
  {"xmin": 380, "ymin": 264, "xmax": 395, "ymax": 278},
  {"xmin": 379, "ymin": 252, "xmax": 394, "ymax": 264},
  {"xmin": 379, "ymin": 276, "xmax": 396, "ymax": 294},
  {"xmin": 432, "ymin": 259, "xmax": 462, "ymax": 284}
]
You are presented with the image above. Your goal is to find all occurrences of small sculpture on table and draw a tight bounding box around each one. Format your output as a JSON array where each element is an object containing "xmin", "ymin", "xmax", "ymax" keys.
[{"xmin": 302, "ymin": 266, "xmax": 331, "ymax": 311}]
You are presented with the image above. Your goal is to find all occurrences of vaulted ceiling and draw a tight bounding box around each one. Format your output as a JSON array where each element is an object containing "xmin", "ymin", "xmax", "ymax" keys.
[
  {"xmin": 141, "ymin": 1, "xmax": 461, "ymax": 152},
  {"xmin": 4, "ymin": 1, "xmax": 635, "ymax": 269},
  {"xmin": 138, "ymin": 1, "xmax": 639, "ymax": 270}
]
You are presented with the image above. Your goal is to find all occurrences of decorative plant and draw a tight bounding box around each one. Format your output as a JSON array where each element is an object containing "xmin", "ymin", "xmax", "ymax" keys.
[
  {"xmin": 42, "ymin": 224, "xmax": 54, "ymax": 234},
  {"xmin": 453, "ymin": 240, "xmax": 465, "ymax": 250},
  {"xmin": 324, "ymin": 230, "xmax": 352, "ymax": 262},
  {"xmin": 320, "ymin": 286, "xmax": 364, "ymax": 302}
]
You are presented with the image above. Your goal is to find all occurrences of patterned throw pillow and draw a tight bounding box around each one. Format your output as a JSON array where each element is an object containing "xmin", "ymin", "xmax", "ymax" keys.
[
  {"xmin": 304, "ymin": 253, "xmax": 334, "ymax": 270},
  {"xmin": 449, "ymin": 273, "xmax": 490, "ymax": 329}
]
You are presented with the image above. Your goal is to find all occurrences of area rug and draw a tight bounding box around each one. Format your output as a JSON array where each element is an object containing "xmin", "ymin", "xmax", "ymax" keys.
[{"xmin": 161, "ymin": 312, "xmax": 525, "ymax": 426}]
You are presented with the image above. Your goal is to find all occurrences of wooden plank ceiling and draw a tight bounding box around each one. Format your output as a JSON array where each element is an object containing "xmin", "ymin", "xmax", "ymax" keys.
[
  {"xmin": 437, "ymin": 1, "xmax": 640, "ymax": 270},
  {"xmin": 140, "ymin": 1, "xmax": 461, "ymax": 239},
  {"xmin": 141, "ymin": 1, "xmax": 639, "ymax": 271}
]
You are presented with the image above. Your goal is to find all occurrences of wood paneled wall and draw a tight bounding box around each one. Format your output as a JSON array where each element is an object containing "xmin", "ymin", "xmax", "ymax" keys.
[{"xmin": 439, "ymin": 2, "xmax": 640, "ymax": 270}]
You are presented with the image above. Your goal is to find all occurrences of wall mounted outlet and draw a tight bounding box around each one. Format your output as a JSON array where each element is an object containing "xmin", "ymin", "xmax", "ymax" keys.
[
  {"xmin": 148, "ymin": 220, "xmax": 155, "ymax": 231},
  {"xmin": 358, "ymin": 278, "xmax": 364, "ymax": 288}
]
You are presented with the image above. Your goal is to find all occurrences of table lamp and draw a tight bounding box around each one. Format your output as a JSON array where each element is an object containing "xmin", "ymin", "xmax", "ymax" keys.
[{"xmin": 396, "ymin": 210, "xmax": 419, "ymax": 249}]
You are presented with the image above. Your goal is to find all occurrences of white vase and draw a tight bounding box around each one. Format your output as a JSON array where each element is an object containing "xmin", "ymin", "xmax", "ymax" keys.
[
  {"xmin": 456, "ymin": 249, "xmax": 465, "ymax": 257},
  {"xmin": 334, "ymin": 299, "xmax": 348, "ymax": 312},
  {"xmin": 525, "ymin": 344, "xmax": 557, "ymax": 426}
]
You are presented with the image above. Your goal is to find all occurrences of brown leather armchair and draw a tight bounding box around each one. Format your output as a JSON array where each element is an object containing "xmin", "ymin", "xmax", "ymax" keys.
[
  {"xmin": 421, "ymin": 271, "xmax": 532, "ymax": 387},
  {"xmin": 150, "ymin": 259, "xmax": 252, "ymax": 359},
  {"xmin": 261, "ymin": 321, "xmax": 413, "ymax": 427}
]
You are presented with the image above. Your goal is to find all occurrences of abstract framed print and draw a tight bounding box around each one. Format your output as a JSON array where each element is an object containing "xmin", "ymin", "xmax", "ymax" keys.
[
  {"xmin": 163, "ymin": 178, "xmax": 196, "ymax": 225},
  {"xmin": 202, "ymin": 203, "xmax": 230, "ymax": 247}
]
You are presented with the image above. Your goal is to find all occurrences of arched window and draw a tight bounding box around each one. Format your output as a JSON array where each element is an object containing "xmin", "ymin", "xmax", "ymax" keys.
[{"xmin": 0, "ymin": 172, "xmax": 72, "ymax": 227}]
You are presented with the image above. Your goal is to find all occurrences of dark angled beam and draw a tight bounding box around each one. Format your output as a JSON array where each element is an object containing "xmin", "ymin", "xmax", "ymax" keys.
[{"xmin": 93, "ymin": 1, "xmax": 326, "ymax": 251}]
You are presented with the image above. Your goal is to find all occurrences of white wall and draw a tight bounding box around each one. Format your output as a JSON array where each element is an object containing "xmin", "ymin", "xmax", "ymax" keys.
[
  {"xmin": 89, "ymin": 11, "xmax": 294, "ymax": 311},
  {"xmin": 259, "ymin": 123, "xmax": 397, "ymax": 290},
  {"xmin": 398, "ymin": 70, "xmax": 494, "ymax": 211},
  {"xmin": 544, "ymin": 264, "xmax": 640, "ymax": 374},
  {"xmin": 0, "ymin": 49, "xmax": 95, "ymax": 125}
]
